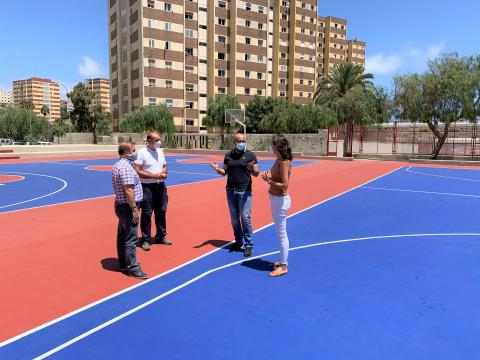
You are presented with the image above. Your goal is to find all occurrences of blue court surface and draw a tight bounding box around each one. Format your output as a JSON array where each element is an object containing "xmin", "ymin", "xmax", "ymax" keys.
[
  {"xmin": 0, "ymin": 156, "xmax": 310, "ymax": 214},
  {"xmin": 1, "ymin": 164, "xmax": 480, "ymax": 359}
]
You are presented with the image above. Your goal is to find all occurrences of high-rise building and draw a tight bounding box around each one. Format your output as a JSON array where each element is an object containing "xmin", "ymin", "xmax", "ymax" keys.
[
  {"xmin": 84, "ymin": 78, "xmax": 111, "ymax": 113},
  {"xmin": 317, "ymin": 16, "xmax": 365, "ymax": 75},
  {"xmin": 12, "ymin": 78, "xmax": 60, "ymax": 121},
  {"xmin": 347, "ymin": 39, "xmax": 366, "ymax": 68},
  {"xmin": 0, "ymin": 88, "xmax": 13, "ymax": 105},
  {"xmin": 108, "ymin": 0, "xmax": 366, "ymax": 131}
]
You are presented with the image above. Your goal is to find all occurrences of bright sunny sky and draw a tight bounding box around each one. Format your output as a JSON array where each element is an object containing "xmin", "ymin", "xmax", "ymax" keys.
[{"xmin": 0, "ymin": 0, "xmax": 479, "ymax": 97}]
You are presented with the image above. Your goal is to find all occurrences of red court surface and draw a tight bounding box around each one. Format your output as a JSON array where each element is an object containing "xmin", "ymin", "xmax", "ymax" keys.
[{"xmin": 0, "ymin": 159, "xmax": 400, "ymax": 341}]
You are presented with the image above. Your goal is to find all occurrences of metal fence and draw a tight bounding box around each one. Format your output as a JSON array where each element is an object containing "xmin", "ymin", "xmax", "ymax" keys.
[{"xmin": 327, "ymin": 122, "xmax": 480, "ymax": 158}]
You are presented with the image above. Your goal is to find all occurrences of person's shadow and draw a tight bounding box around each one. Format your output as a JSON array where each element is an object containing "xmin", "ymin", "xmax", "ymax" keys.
[
  {"xmin": 194, "ymin": 239, "xmax": 231, "ymax": 249},
  {"xmin": 101, "ymin": 258, "xmax": 122, "ymax": 272},
  {"xmin": 241, "ymin": 258, "xmax": 273, "ymax": 272}
]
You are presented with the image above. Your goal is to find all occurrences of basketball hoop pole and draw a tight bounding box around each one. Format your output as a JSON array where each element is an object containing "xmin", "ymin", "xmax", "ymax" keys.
[{"xmin": 225, "ymin": 109, "xmax": 247, "ymax": 140}]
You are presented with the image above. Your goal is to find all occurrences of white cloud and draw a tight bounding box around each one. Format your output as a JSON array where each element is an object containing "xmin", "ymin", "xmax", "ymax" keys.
[
  {"xmin": 366, "ymin": 53, "xmax": 404, "ymax": 75},
  {"xmin": 366, "ymin": 41, "xmax": 446, "ymax": 77},
  {"xmin": 78, "ymin": 56, "xmax": 104, "ymax": 78}
]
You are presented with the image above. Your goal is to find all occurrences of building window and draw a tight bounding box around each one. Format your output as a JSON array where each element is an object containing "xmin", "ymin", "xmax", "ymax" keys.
[
  {"xmin": 218, "ymin": 52, "xmax": 226, "ymax": 60},
  {"xmin": 166, "ymin": 80, "xmax": 173, "ymax": 88},
  {"xmin": 148, "ymin": 39, "xmax": 155, "ymax": 48},
  {"xmin": 199, "ymin": 41, "xmax": 207, "ymax": 46},
  {"xmin": 257, "ymin": 55, "xmax": 264, "ymax": 63},
  {"xmin": 218, "ymin": 87, "xmax": 226, "ymax": 94},
  {"xmin": 147, "ymin": 0, "xmax": 154, "ymax": 9},
  {"xmin": 149, "ymin": 97, "xmax": 156, "ymax": 105},
  {"xmin": 164, "ymin": 41, "xmax": 171, "ymax": 50},
  {"xmin": 218, "ymin": 0, "xmax": 226, "ymax": 8},
  {"xmin": 199, "ymin": 7, "xmax": 207, "ymax": 12},
  {"xmin": 245, "ymin": 20, "xmax": 251, "ymax": 28},
  {"xmin": 258, "ymin": 5, "xmax": 264, "ymax": 13},
  {"xmin": 258, "ymin": 39, "xmax": 263, "ymax": 47},
  {"xmin": 245, "ymin": 37, "xmax": 251, "ymax": 45},
  {"xmin": 199, "ymin": 76, "xmax": 207, "ymax": 81},
  {"xmin": 218, "ymin": 36, "xmax": 226, "ymax": 43},
  {"xmin": 257, "ymin": 89, "xmax": 263, "ymax": 95},
  {"xmin": 186, "ymin": 66, "xmax": 194, "ymax": 74},
  {"xmin": 148, "ymin": 19, "xmax": 156, "ymax": 28},
  {"xmin": 218, "ymin": 69, "xmax": 226, "ymax": 77},
  {"xmin": 186, "ymin": 84, "xmax": 194, "ymax": 92},
  {"xmin": 280, "ymin": 91, "xmax": 286, "ymax": 97},
  {"xmin": 246, "ymin": 2, "xmax": 251, "ymax": 10},
  {"xmin": 200, "ymin": 25, "xmax": 207, "ymax": 29},
  {"xmin": 185, "ymin": 29, "xmax": 194, "ymax": 38},
  {"xmin": 186, "ymin": 119, "xmax": 195, "ymax": 126},
  {"xmin": 185, "ymin": 12, "xmax": 193, "ymax": 20},
  {"xmin": 165, "ymin": 22, "xmax": 172, "ymax": 31},
  {"xmin": 185, "ymin": 48, "xmax": 194, "ymax": 56},
  {"xmin": 165, "ymin": 99, "xmax": 173, "ymax": 107},
  {"xmin": 245, "ymin": 54, "xmax": 251, "ymax": 61},
  {"xmin": 245, "ymin": 70, "xmax": 250, "ymax": 78},
  {"xmin": 257, "ymin": 73, "xmax": 263, "ymax": 80},
  {"xmin": 245, "ymin": 88, "xmax": 250, "ymax": 95},
  {"xmin": 164, "ymin": 3, "xmax": 172, "ymax": 12},
  {"xmin": 258, "ymin": 23, "xmax": 263, "ymax": 30},
  {"xmin": 148, "ymin": 58, "xmax": 156, "ymax": 66},
  {"xmin": 149, "ymin": 79, "xmax": 156, "ymax": 87},
  {"xmin": 186, "ymin": 102, "xmax": 194, "ymax": 109},
  {"xmin": 299, "ymin": 92, "xmax": 304, "ymax": 97},
  {"xmin": 165, "ymin": 61, "xmax": 172, "ymax": 69},
  {"xmin": 218, "ymin": 18, "xmax": 226, "ymax": 26}
]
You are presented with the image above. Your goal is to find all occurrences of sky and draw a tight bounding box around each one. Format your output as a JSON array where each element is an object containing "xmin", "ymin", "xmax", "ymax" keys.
[{"xmin": 0, "ymin": 0, "xmax": 479, "ymax": 98}]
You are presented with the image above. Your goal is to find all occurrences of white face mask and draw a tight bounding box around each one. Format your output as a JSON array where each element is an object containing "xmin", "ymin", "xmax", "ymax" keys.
[{"xmin": 155, "ymin": 140, "xmax": 161, "ymax": 149}]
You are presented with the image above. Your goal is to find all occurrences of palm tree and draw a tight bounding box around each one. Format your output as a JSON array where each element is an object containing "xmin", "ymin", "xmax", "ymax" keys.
[
  {"xmin": 314, "ymin": 63, "xmax": 374, "ymax": 157},
  {"xmin": 314, "ymin": 63, "xmax": 373, "ymax": 104},
  {"xmin": 40, "ymin": 105, "xmax": 50, "ymax": 118},
  {"xmin": 20, "ymin": 99, "xmax": 35, "ymax": 111}
]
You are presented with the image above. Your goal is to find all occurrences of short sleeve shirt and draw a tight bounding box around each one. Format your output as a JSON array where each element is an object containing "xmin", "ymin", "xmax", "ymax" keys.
[
  {"xmin": 224, "ymin": 149, "xmax": 258, "ymax": 191},
  {"xmin": 134, "ymin": 147, "xmax": 167, "ymax": 184},
  {"xmin": 112, "ymin": 158, "xmax": 143, "ymax": 203}
]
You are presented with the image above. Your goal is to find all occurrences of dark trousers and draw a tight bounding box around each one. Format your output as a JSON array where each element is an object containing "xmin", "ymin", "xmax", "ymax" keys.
[
  {"xmin": 115, "ymin": 203, "xmax": 140, "ymax": 271},
  {"xmin": 140, "ymin": 182, "xmax": 168, "ymax": 243}
]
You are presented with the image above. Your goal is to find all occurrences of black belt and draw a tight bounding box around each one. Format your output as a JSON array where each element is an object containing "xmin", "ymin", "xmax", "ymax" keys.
[{"xmin": 116, "ymin": 201, "xmax": 142, "ymax": 207}]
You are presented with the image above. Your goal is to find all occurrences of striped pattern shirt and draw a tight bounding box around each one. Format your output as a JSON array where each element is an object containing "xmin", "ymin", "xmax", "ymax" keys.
[{"xmin": 112, "ymin": 158, "xmax": 143, "ymax": 204}]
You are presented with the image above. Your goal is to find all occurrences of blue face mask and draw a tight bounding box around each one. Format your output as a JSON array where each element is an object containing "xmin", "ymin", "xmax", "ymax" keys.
[{"xmin": 235, "ymin": 141, "xmax": 246, "ymax": 152}]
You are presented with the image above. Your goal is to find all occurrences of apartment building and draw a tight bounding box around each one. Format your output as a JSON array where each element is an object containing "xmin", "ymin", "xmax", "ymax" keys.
[
  {"xmin": 0, "ymin": 88, "xmax": 13, "ymax": 105},
  {"xmin": 12, "ymin": 78, "xmax": 60, "ymax": 121},
  {"xmin": 347, "ymin": 39, "xmax": 366, "ymax": 67},
  {"xmin": 109, "ymin": 0, "xmax": 365, "ymax": 131},
  {"xmin": 84, "ymin": 78, "xmax": 111, "ymax": 113}
]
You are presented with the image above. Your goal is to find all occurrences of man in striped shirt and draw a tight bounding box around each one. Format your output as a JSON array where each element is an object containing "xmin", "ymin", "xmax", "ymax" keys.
[{"xmin": 112, "ymin": 142, "xmax": 147, "ymax": 279}]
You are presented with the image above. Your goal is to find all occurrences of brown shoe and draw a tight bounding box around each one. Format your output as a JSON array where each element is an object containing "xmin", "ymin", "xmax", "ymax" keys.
[{"xmin": 269, "ymin": 264, "xmax": 288, "ymax": 277}]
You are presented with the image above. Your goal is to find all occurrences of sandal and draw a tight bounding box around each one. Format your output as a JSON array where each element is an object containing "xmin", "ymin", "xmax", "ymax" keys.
[{"xmin": 269, "ymin": 264, "xmax": 288, "ymax": 277}]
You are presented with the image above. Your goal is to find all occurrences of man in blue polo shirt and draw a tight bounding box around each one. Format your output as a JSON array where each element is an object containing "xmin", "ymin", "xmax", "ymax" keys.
[{"xmin": 211, "ymin": 132, "xmax": 259, "ymax": 257}]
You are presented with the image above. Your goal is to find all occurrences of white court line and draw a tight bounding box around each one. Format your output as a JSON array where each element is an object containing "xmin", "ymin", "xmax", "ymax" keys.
[
  {"xmin": 0, "ymin": 177, "xmax": 225, "ymax": 216},
  {"xmin": 0, "ymin": 172, "xmax": 67, "ymax": 210},
  {"xmin": 0, "ymin": 165, "xmax": 403, "ymax": 349},
  {"xmin": 362, "ymin": 186, "xmax": 480, "ymax": 199},
  {"xmin": 406, "ymin": 166, "xmax": 480, "ymax": 182},
  {"xmin": 31, "ymin": 232, "xmax": 480, "ymax": 359},
  {"xmin": 168, "ymin": 170, "xmax": 216, "ymax": 176},
  {"xmin": 0, "ymin": 175, "xmax": 26, "ymax": 184}
]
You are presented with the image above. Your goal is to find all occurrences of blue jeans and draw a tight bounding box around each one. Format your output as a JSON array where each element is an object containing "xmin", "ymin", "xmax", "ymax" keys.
[
  {"xmin": 226, "ymin": 189, "xmax": 253, "ymax": 248},
  {"xmin": 115, "ymin": 203, "xmax": 140, "ymax": 271}
]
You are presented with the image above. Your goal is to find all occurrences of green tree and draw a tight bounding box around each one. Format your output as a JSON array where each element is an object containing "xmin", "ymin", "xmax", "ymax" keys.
[
  {"xmin": 314, "ymin": 63, "xmax": 380, "ymax": 156},
  {"xmin": 40, "ymin": 105, "xmax": 50, "ymax": 118},
  {"xmin": 393, "ymin": 53, "xmax": 479, "ymax": 159},
  {"xmin": 119, "ymin": 104, "xmax": 176, "ymax": 134},
  {"xmin": 202, "ymin": 96, "xmax": 241, "ymax": 142},
  {"xmin": 68, "ymin": 82, "xmax": 95, "ymax": 134},
  {"xmin": 245, "ymin": 96, "xmax": 281, "ymax": 133},
  {"xmin": 19, "ymin": 99, "xmax": 35, "ymax": 111},
  {"xmin": 51, "ymin": 118, "xmax": 68, "ymax": 143},
  {"xmin": 0, "ymin": 106, "xmax": 51, "ymax": 141}
]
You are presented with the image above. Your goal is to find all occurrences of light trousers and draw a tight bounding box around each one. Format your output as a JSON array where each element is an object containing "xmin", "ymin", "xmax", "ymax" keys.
[{"xmin": 269, "ymin": 194, "xmax": 291, "ymax": 265}]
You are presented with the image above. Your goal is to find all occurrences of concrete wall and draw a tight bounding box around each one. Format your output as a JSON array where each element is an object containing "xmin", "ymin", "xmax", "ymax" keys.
[{"xmin": 54, "ymin": 131, "xmax": 328, "ymax": 155}]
